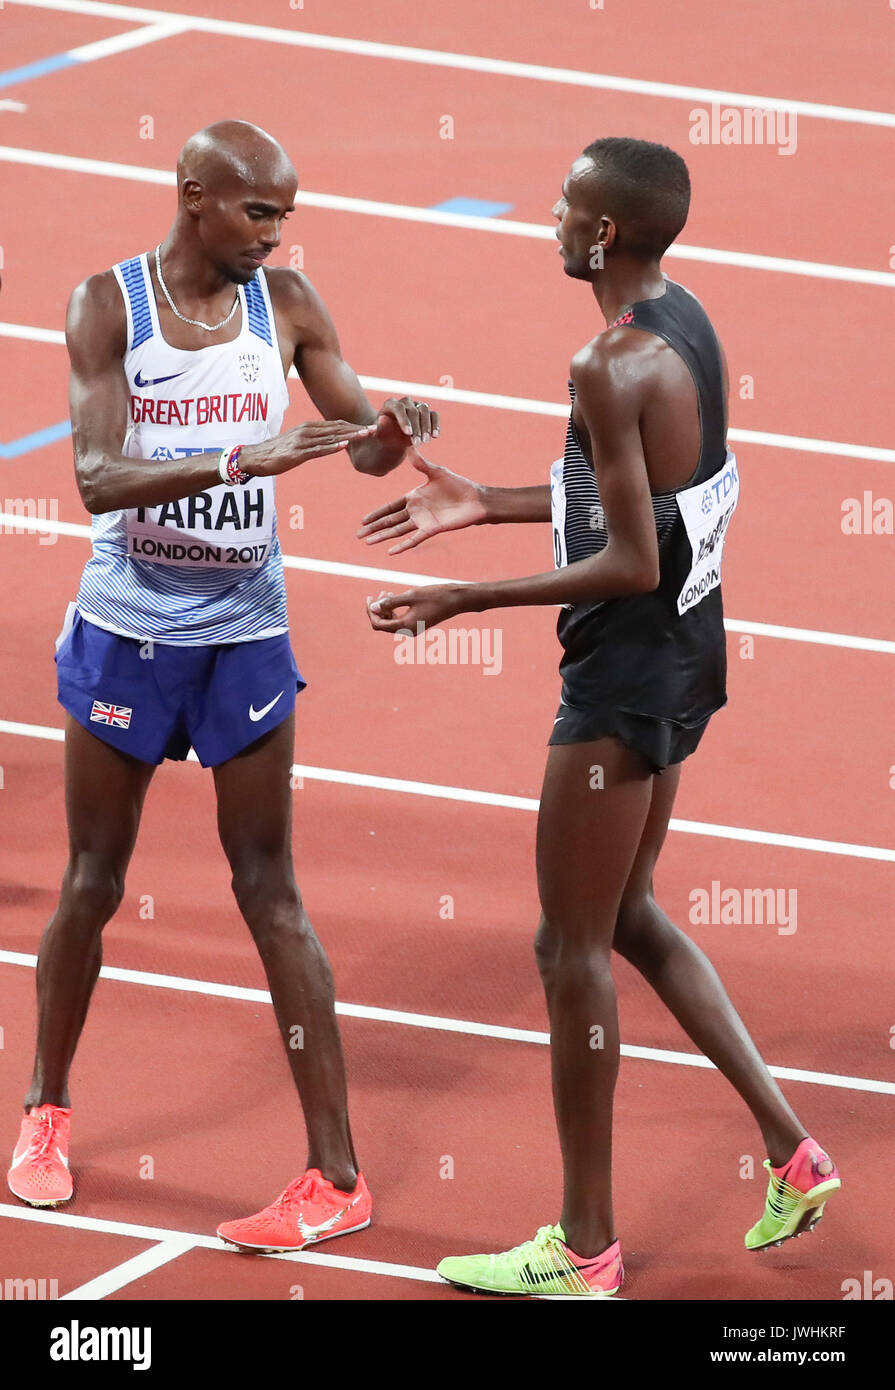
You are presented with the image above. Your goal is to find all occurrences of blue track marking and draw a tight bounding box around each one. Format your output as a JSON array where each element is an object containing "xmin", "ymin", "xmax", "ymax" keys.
[
  {"xmin": 0, "ymin": 53, "xmax": 81, "ymax": 89},
  {"xmin": 0, "ymin": 422, "xmax": 73, "ymax": 459},
  {"xmin": 429, "ymin": 197, "xmax": 514, "ymax": 218}
]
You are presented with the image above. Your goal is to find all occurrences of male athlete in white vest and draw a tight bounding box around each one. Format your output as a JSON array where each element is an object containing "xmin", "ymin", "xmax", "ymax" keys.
[{"xmin": 7, "ymin": 121, "xmax": 438, "ymax": 1252}]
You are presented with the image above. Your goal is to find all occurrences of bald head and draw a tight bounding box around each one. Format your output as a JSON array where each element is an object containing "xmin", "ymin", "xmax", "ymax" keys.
[
  {"xmin": 177, "ymin": 120, "xmax": 296, "ymax": 194},
  {"xmin": 170, "ymin": 121, "xmax": 298, "ymax": 285}
]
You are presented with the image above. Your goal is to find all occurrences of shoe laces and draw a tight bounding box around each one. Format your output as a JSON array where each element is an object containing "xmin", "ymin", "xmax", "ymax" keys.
[
  {"xmin": 28, "ymin": 1109, "xmax": 62, "ymax": 1162},
  {"xmin": 273, "ymin": 1171, "xmax": 322, "ymax": 1211},
  {"xmin": 762, "ymin": 1160, "xmax": 804, "ymax": 1218},
  {"xmin": 506, "ymin": 1226, "xmax": 591, "ymax": 1292},
  {"xmin": 506, "ymin": 1226, "xmax": 560, "ymax": 1272}
]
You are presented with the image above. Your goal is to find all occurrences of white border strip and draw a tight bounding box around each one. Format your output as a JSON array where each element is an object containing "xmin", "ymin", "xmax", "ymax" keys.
[
  {"xmin": 59, "ymin": 1237, "xmax": 195, "ymax": 1300},
  {"xmin": 1, "ymin": 949, "xmax": 891, "ymax": 1094},
  {"xmin": 7, "ymin": 0, "xmax": 895, "ymax": 129},
  {"xmin": 1, "ymin": 146, "xmax": 893, "ymax": 288},
  {"xmin": 0, "ymin": 511, "xmax": 893, "ymax": 655},
  {"xmin": 0, "ymin": 1203, "xmax": 443, "ymax": 1285},
  {"xmin": 4, "ymin": 321, "xmax": 895, "ymax": 464}
]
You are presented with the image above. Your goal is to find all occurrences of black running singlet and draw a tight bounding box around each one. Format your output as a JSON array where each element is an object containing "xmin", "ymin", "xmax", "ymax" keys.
[{"xmin": 548, "ymin": 276, "xmax": 740, "ymax": 771}]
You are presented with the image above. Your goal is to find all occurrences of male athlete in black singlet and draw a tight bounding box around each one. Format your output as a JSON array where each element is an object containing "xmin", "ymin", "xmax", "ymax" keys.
[{"xmin": 362, "ymin": 139, "xmax": 840, "ymax": 1296}]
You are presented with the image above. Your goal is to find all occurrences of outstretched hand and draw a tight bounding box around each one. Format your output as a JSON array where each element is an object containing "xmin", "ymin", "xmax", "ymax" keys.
[{"xmin": 357, "ymin": 450, "xmax": 487, "ymax": 554}]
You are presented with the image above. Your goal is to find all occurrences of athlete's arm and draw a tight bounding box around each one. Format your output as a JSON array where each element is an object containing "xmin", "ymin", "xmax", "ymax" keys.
[
  {"xmin": 67, "ymin": 274, "xmax": 375, "ymax": 513},
  {"xmin": 358, "ymin": 453, "xmax": 550, "ymax": 554},
  {"xmin": 68, "ymin": 273, "xmax": 218, "ymax": 513},
  {"xmin": 367, "ymin": 338, "xmax": 660, "ymax": 629},
  {"xmin": 270, "ymin": 269, "xmax": 439, "ymax": 478}
]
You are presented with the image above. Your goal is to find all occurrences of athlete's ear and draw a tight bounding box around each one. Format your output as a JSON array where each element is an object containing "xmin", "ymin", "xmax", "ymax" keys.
[
  {"xmin": 180, "ymin": 179, "xmax": 204, "ymax": 218},
  {"xmin": 597, "ymin": 214, "xmax": 616, "ymax": 252}
]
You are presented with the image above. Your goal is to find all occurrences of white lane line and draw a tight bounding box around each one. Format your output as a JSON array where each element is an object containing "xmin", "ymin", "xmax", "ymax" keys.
[
  {"xmin": 7, "ymin": 0, "xmax": 895, "ymax": 129},
  {"xmin": 1, "ymin": 147, "xmax": 894, "ymax": 289},
  {"xmin": 0, "ymin": 510, "xmax": 893, "ymax": 655},
  {"xmin": 4, "ymin": 321, "xmax": 895, "ymax": 466},
  {"xmin": 0, "ymin": 1203, "xmax": 443, "ymax": 1284},
  {"xmin": 290, "ymin": 761, "xmax": 895, "ymax": 866},
  {"xmin": 723, "ymin": 619, "xmax": 895, "ymax": 654},
  {"xmin": 357, "ymin": 375, "xmax": 895, "ymax": 464},
  {"xmin": 0, "ymin": 145, "xmax": 173, "ymax": 185},
  {"xmin": 278, "ymin": 770, "xmax": 895, "ymax": 864},
  {"xmin": 59, "ymin": 1237, "xmax": 196, "ymax": 1300},
  {"xmin": 0, "ymin": 950, "xmax": 891, "ymax": 1095},
  {"xmin": 0, "ymin": 322, "xmax": 65, "ymax": 344},
  {"xmin": 66, "ymin": 19, "xmax": 190, "ymax": 63},
  {"xmin": 3, "ymin": 716, "xmax": 895, "ymax": 860}
]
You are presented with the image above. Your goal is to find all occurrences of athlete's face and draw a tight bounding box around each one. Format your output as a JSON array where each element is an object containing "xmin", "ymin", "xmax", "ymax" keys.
[
  {"xmin": 552, "ymin": 158, "xmax": 611, "ymax": 282},
  {"xmin": 196, "ymin": 167, "xmax": 298, "ymax": 284}
]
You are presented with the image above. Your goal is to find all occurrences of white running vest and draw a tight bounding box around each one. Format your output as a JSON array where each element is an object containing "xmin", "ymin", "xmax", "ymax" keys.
[{"xmin": 74, "ymin": 253, "xmax": 291, "ymax": 645}]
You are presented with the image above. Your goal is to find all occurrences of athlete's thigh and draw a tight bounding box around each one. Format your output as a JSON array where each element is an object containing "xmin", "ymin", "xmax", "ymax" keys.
[
  {"xmin": 536, "ymin": 736, "xmax": 654, "ymax": 944},
  {"xmin": 621, "ymin": 762, "xmax": 682, "ymax": 902},
  {"xmin": 63, "ymin": 714, "xmax": 156, "ymax": 861},
  {"xmin": 212, "ymin": 711, "xmax": 295, "ymax": 864}
]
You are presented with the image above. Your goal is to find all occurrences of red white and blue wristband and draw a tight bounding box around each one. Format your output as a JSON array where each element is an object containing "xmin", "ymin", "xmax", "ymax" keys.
[{"xmin": 218, "ymin": 445, "xmax": 251, "ymax": 486}]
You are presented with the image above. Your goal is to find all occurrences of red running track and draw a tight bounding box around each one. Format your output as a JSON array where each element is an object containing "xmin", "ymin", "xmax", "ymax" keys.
[{"xmin": 0, "ymin": 0, "xmax": 893, "ymax": 1301}]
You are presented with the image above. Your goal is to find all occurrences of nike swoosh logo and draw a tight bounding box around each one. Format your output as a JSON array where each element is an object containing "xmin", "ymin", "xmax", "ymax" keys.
[
  {"xmin": 520, "ymin": 1258, "xmax": 611, "ymax": 1287},
  {"xmin": 519, "ymin": 1262, "xmax": 576, "ymax": 1286},
  {"xmin": 134, "ymin": 370, "xmax": 185, "ymax": 388},
  {"xmin": 249, "ymin": 692, "xmax": 284, "ymax": 722},
  {"xmin": 553, "ymin": 716, "xmax": 565, "ymax": 724},
  {"xmin": 296, "ymin": 1194, "xmax": 360, "ymax": 1241},
  {"xmin": 9, "ymin": 1146, "xmax": 68, "ymax": 1169}
]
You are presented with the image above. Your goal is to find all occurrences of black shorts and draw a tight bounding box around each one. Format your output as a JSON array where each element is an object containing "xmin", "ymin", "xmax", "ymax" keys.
[{"xmin": 547, "ymin": 696, "xmax": 715, "ymax": 775}]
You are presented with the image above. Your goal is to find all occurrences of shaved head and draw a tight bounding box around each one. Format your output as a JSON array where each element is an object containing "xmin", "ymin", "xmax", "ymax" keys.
[
  {"xmin": 177, "ymin": 120, "xmax": 296, "ymax": 195},
  {"xmin": 168, "ymin": 120, "xmax": 298, "ymax": 285}
]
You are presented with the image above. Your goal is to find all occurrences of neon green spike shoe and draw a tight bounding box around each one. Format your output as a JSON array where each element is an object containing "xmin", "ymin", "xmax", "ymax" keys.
[
  {"xmin": 745, "ymin": 1137, "xmax": 841, "ymax": 1251},
  {"xmin": 436, "ymin": 1223, "xmax": 623, "ymax": 1299}
]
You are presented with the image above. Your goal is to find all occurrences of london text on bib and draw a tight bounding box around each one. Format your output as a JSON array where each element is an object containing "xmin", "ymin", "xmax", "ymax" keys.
[{"xmin": 675, "ymin": 449, "xmax": 739, "ymax": 615}]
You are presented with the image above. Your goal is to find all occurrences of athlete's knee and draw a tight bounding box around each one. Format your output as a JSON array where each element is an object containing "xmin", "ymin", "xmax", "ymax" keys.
[
  {"xmin": 230, "ymin": 857, "xmax": 304, "ymax": 936},
  {"xmin": 533, "ymin": 915, "xmax": 560, "ymax": 979},
  {"xmin": 537, "ymin": 917, "xmax": 615, "ymax": 992},
  {"xmin": 63, "ymin": 856, "xmax": 126, "ymax": 926},
  {"xmin": 613, "ymin": 893, "xmax": 671, "ymax": 968}
]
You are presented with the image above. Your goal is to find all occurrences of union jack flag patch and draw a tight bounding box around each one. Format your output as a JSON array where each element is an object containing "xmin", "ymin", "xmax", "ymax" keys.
[{"xmin": 89, "ymin": 700, "xmax": 133, "ymax": 729}]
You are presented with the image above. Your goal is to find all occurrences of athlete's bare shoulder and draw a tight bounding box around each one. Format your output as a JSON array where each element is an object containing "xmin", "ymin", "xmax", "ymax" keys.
[
  {"xmin": 263, "ymin": 265, "xmax": 343, "ymax": 366},
  {"xmin": 570, "ymin": 326, "xmax": 660, "ymax": 412},
  {"xmin": 261, "ymin": 266, "xmax": 342, "ymax": 363},
  {"xmin": 66, "ymin": 269, "xmax": 127, "ymax": 363},
  {"xmin": 264, "ymin": 266, "xmax": 331, "ymax": 331}
]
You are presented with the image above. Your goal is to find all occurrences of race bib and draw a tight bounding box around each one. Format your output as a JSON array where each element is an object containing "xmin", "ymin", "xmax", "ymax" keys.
[
  {"xmin": 549, "ymin": 457, "xmax": 568, "ymax": 569},
  {"xmin": 675, "ymin": 449, "xmax": 739, "ymax": 615},
  {"xmin": 126, "ymin": 477, "xmax": 275, "ymax": 570}
]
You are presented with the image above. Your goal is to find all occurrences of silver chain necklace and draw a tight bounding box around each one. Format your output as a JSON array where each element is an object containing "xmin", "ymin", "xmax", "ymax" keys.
[{"xmin": 154, "ymin": 245, "xmax": 240, "ymax": 332}]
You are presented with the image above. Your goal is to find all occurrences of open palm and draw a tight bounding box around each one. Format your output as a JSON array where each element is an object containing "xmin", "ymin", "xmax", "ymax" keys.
[{"xmin": 357, "ymin": 450, "xmax": 487, "ymax": 554}]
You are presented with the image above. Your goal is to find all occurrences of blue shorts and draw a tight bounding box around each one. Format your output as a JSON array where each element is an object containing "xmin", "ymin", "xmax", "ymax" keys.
[{"xmin": 55, "ymin": 608, "xmax": 305, "ymax": 767}]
